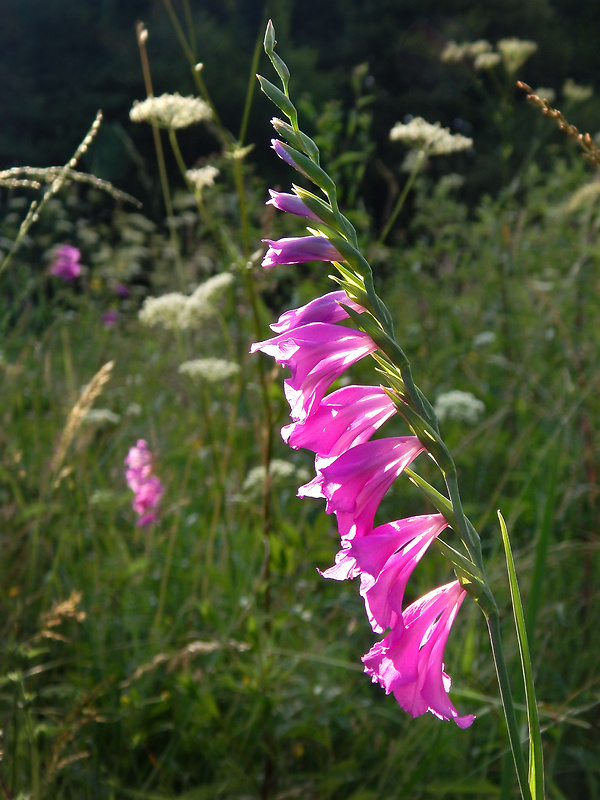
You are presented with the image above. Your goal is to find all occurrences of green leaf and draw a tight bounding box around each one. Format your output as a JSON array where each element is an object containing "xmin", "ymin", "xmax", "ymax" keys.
[
  {"xmin": 498, "ymin": 511, "xmax": 545, "ymax": 800},
  {"xmin": 257, "ymin": 75, "xmax": 296, "ymax": 120}
]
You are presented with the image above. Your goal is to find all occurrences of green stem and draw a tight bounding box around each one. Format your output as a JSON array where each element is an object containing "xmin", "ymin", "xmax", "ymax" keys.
[
  {"xmin": 18, "ymin": 672, "xmax": 40, "ymax": 800},
  {"xmin": 378, "ymin": 149, "xmax": 426, "ymax": 246},
  {"xmin": 136, "ymin": 23, "xmax": 185, "ymax": 290},
  {"xmin": 487, "ymin": 612, "xmax": 533, "ymax": 800},
  {"xmin": 168, "ymin": 129, "xmax": 189, "ymax": 184}
]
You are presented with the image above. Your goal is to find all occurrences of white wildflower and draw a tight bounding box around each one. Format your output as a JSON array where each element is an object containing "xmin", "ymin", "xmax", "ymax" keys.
[
  {"xmin": 534, "ymin": 87, "xmax": 556, "ymax": 104},
  {"xmin": 129, "ymin": 93, "xmax": 212, "ymax": 129},
  {"xmin": 467, "ymin": 40, "xmax": 493, "ymax": 57},
  {"xmin": 186, "ymin": 165, "xmax": 220, "ymax": 192},
  {"xmin": 434, "ymin": 390, "xmax": 485, "ymax": 426},
  {"xmin": 241, "ymin": 459, "xmax": 311, "ymax": 498},
  {"xmin": 125, "ymin": 402, "xmax": 142, "ymax": 417},
  {"xmin": 390, "ymin": 117, "xmax": 473, "ymax": 156},
  {"xmin": 474, "ymin": 52, "xmax": 501, "ymax": 71},
  {"xmin": 178, "ymin": 358, "xmax": 240, "ymax": 383},
  {"xmin": 563, "ymin": 78, "xmax": 593, "ymax": 104},
  {"xmin": 473, "ymin": 331, "xmax": 496, "ymax": 347},
  {"xmin": 441, "ymin": 41, "xmax": 470, "ymax": 63},
  {"xmin": 497, "ymin": 38, "xmax": 538, "ymax": 75},
  {"xmin": 138, "ymin": 292, "xmax": 189, "ymax": 331},
  {"xmin": 139, "ymin": 274, "xmax": 233, "ymax": 332},
  {"xmin": 190, "ymin": 273, "xmax": 234, "ymax": 305},
  {"xmin": 82, "ymin": 408, "xmax": 121, "ymax": 426}
]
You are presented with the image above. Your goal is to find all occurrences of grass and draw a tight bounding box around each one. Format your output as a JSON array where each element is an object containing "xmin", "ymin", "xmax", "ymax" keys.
[{"xmin": 1, "ymin": 15, "xmax": 600, "ymax": 800}]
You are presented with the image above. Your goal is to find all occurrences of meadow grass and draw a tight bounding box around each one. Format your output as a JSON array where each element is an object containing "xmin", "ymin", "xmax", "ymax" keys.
[{"xmin": 1, "ymin": 12, "xmax": 599, "ymax": 800}]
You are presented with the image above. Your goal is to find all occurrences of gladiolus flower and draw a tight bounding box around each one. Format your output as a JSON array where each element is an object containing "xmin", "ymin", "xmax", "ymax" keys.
[
  {"xmin": 125, "ymin": 439, "xmax": 163, "ymax": 527},
  {"xmin": 298, "ymin": 436, "xmax": 425, "ymax": 540},
  {"xmin": 262, "ymin": 236, "xmax": 342, "ymax": 269},
  {"xmin": 282, "ymin": 385, "xmax": 396, "ymax": 458},
  {"xmin": 267, "ymin": 189, "xmax": 319, "ymax": 220},
  {"xmin": 363, "ymin": 580, "xmax": 474, "ymax": 728},
  {"xmin": 322, "ymin": 513, "xmax": 447, "ymax": 590},
  {"xmin": 50, "ymin": 245, "xmax": 81, "ymax": 281},
  {"xmin": 251, "ymin": 323, "xmax": 378, "ymax": 421},
  {"xmin": 270, "ymin": 290, "xmax": 364, "ymax": 333},
  {"xmin": 271, "ymin": 138, "xmax": 308, "ymax": 176}
]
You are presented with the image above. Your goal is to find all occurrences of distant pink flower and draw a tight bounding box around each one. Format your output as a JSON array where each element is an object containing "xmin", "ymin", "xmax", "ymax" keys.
[
  {"xmin": 282, "ymin": 385, "xmax": 396, "ymax": 458},
  {"xmin": 298, "ymin": 437, "xmax": 425, "ymax": 540},
  {"xmin": 102, "ymin": 310, "xmax": 119, "ymax": 327},
  {"xmin": 132, "ymin": 476, "xmax": 164, "ymax": 526},
  {"xmin": 125, "ymin": 439, "xmax": 163, "ymax": 526},
  {"xmin": 50, "ymin": 245, "xmax": 81, "ymax": 281},
  {"xmin": 262, "ymin": 236, "xmax": 341, "ymax": 269},
  {"xmin": 363, "ymin": 580, "xmax": 474, "ymax": 728},
  {"xmin": 269, "ymin": 290, "xmax": 364, "ymax": 333},
  {"xmin": 267, "ymin": 189, "xmax": 319, "ymax": 220},
  {"xmin": 251, "ymin": 322, "xmax": 377, "ymax": 421},
  {"xmin": 115, "ymin": 283, "xmax": 130, "ymax": 298}
]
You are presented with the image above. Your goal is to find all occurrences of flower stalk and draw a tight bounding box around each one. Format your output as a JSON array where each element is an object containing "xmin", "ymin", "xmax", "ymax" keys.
[{"xmin": 254, "ymin": 20, "xmax": 544, "ymax": 796}]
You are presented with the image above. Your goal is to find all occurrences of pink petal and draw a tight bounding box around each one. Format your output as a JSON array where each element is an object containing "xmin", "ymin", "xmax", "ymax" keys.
[
  {"xmin": 362, "ymin": 581, "xmax": 474, "ymax": 728},
  {"xmin": 270, "ymin": 291, "xmax": 363, "ymax": 334},
  {"xmin": 282, "ymin": 385, "xmax": 396, "ymax": 458}
]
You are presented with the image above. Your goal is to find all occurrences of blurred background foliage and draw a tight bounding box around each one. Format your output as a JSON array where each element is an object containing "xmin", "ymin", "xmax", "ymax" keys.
[
  {"xmin": 2, "ymin": 0, "xmax": 600, "ymax": 209},
  {"xmin": 1, "ymin": 1, "xmax": 600, "ymax": 799}
]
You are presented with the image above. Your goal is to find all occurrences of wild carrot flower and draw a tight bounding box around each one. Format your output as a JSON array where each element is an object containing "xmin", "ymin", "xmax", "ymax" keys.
[
  {"xmin": 50, "ymin": 244, "xmax": 81, "ymax": 281},
  {"xmin": 125, "ymin": 439, "xmax": 163, "ymax": 526},
  {"xmin": 129, "ymin": 93, "xmax": 212, "ymax": 129}
]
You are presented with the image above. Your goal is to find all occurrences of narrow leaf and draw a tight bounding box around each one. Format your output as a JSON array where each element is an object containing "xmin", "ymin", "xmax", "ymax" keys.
[{"xmin": 497, "ymin": 511, "xmax": 545, "ymax": 800}]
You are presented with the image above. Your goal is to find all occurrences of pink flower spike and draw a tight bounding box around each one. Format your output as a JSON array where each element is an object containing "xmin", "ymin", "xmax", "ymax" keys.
[
  {"xmin": 269, "ymin": 291, "xmax": 364, "ymax": 334},
  {"xmin": 125, "ymin": 440, "xmax": 163, "ymax": 527},
  {"xmin": 362, "ymin": 580, "xmax": 474, "ymax": 728},
  {"xmin": 298, "ymin": 436, "xmax": 425, "ymax": 540},
  {"xmin": 251, "ymin": 323, "xmax": 378, "ymax": 421},
  {"xmin": 267, "ymin": 189, "xmax": 320, "ymax": 220},
  {"xmin": 132, "ymin": 475, "xmax": 164, "ymax": 525},
  {"xmin": 282, "ymin": 385, "xmax": 396, "ymax": 458},
  {"xmin": 322, "ymin": 513, "xmax": 447, "ymax": 590},
  {"xmin": 262, "ymin": 236, "xmax": 342, "ymax": 269},
  {"xmin": 50, "ymin": 245, "xmax": 81, "ymax": 281},
  {"xmin": 125, "ymin": 440, "xmax": 153, "ymax": 473}
]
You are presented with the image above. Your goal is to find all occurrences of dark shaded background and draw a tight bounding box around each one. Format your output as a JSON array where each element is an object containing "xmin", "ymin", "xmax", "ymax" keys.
[{"xmin": 2, "ymin": 0, "xmax": 600, "ymax": 213}]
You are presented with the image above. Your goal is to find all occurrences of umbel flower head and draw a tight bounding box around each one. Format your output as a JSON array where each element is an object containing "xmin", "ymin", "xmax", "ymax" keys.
[
  {"xmin": 389, "ymin": 117, "xmax": 473, "ymax": 156},
  {"xmin": 130, "ymin": 93, "xmax": 212, "ymax": 129}
]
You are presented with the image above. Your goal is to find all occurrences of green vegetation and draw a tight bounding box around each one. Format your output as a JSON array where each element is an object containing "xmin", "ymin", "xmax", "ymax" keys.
[{"xmin": 1, "ymin": 6, "xmax": 599, "ymax": 799}]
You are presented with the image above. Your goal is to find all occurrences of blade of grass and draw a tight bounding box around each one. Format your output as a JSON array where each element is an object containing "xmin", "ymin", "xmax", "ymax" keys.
[{"xmin": 498, "ymin": 511, "xmax": 545, "ymax": 800}]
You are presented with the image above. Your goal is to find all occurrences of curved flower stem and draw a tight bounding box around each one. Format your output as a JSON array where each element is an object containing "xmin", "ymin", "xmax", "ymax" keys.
[
  {"xmin": 378, "ymin": 148, "xmax": 427, "ymax": 246},
  {"xmin": 487, "ymin": 611, "xmax": 533, "ymax": 800}
]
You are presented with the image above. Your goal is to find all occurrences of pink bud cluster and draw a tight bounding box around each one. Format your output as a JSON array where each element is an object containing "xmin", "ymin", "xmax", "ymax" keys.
[
  {"xmin": 124, "ymin": 440, "xmax": 164, "ymax": 527},
  {"xmin": 251, "ymin": 167, "xmax": 474, "ymax": 727}
]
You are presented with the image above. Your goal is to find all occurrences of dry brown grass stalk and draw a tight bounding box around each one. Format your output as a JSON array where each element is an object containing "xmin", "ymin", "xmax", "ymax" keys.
[{"xmin": 49, "ymin": 360, "xmax": 114, "ymax": 477}]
